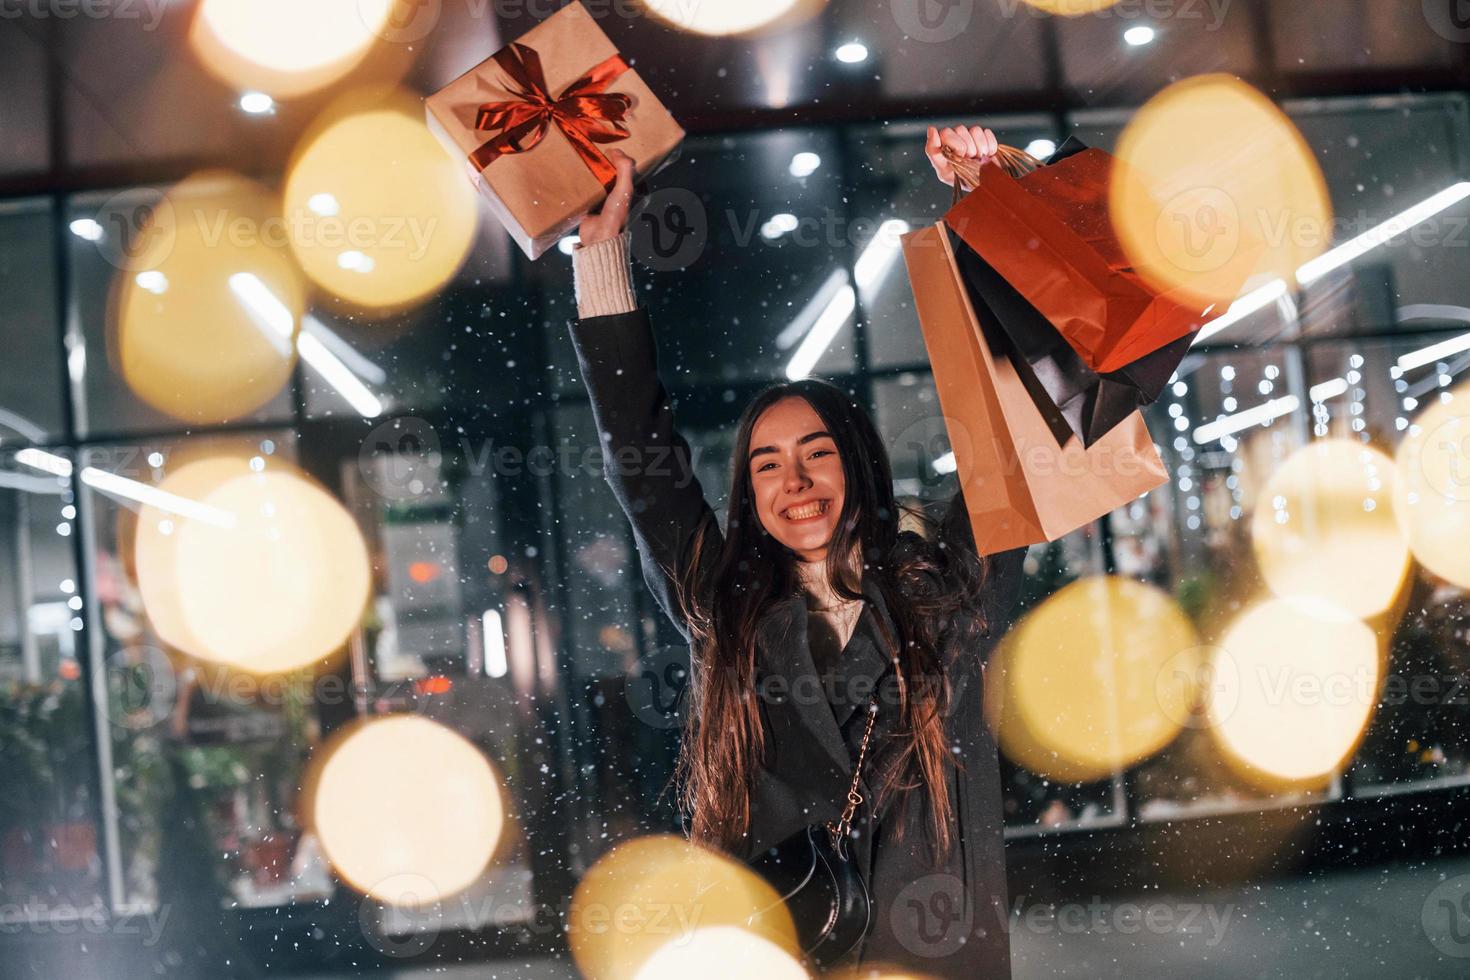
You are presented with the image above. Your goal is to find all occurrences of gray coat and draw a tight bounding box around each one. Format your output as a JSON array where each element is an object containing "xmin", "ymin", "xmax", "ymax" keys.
[{"xmin": 569, "ymin": 306, "xmax": 1028, "ymax": 978}]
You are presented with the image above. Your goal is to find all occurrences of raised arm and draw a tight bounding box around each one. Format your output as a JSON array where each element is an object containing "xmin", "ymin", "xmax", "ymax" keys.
[
  {"xmin": 566, "ymin": 152, "xmax": 722, "ymax": 643},
  {"xmin": 910, "ymin": 489, "xmax": 1027, "ymax": 643}
]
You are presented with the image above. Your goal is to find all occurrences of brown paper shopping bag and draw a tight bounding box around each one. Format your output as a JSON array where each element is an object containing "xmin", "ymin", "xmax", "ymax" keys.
[{"xmin": 900, "ymin": 221, "xmax": 1168, "ymax": 556}]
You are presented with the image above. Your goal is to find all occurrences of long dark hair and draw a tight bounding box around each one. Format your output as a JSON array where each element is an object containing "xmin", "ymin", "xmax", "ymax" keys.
[{"xmin": 671, "ymin": 377, "xmax": 994, "ymax": 863}]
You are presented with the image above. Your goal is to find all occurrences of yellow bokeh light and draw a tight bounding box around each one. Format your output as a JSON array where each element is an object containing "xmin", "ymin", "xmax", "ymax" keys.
[
  {"xmin": 1394, "ymin": 384, "xmax": 1470, "ymax": 589},
  {"xmin": 283, "ymin": 90, "xmax": 478, "ymax": 313},
  {"xmin": 633, "ymin": 927, "xmax": 809, "ymax": 980},
  {"xmin": 1111, "ymin": 74, "xmax": 1332, "ymax": 305},
  {"xmin": 134, "ymin": 457, "xmax": 370, "ymax": 674},
  {"xmin": 985, "ymin": 576, "xmax": 1199, "ymax": 784},
  {"xmin": 134, "ymin": 452, "xmax": 255, "ymax": 658},
  {"xmin": 115, "ymin": 172, "xmax": 304, "ymax": 425},
  {"xmin": 1251, "ymin": 439, "xmax": 1410, "ymax": 620},
  {"xmin": 190, "ymin": 0, "xmax": 396, "ymax": 97},
  {"xmin": 1020, "ymin": 0, "xmax": 1125, "ymax": 13},
  {"xmin": 310, "ymin": 716, "xmax": 505, "ymax": 905},
  {"xmin": 1207, "ymin": 598, "xmax": 1378, "ymax": 788},
  {"xmin": 568, "ymin": 835, "xmax": 798, "ymax": 980},
  {"xmin": 640, "ymin": 0, "xmax": 822, "ymax": 36}
]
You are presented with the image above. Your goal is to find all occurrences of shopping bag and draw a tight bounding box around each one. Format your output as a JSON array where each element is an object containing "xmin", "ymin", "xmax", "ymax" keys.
[
  {"xmin": 944, "ymin": 137, "xmax": 1252, "ymax": 374},
  {"xmin": 899, "ymin": 221, "xmax": 1168, "ymax": 556},
  {"xmin": 949, "ymin": 231, "xmax": 1193, "ymax": 448}
]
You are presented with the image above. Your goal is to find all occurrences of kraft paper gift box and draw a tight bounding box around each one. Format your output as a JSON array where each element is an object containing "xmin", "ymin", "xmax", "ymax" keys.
[{"xmin": 425, "ymin": 1, "xmax": 685, "ymax": 259}]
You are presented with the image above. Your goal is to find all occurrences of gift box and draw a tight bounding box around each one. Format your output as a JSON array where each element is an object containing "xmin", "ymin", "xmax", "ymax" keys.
[
  {"xmin": 425, "ymin": 1, "xmax": 685, "ymax": 259},
  {"xmin": 946, "ymin": 136, "xmax": 1258, "ymax": 374},
  {"xmin": 900, "ymin": 221, "xmax": 1168, "ymax": 557}
]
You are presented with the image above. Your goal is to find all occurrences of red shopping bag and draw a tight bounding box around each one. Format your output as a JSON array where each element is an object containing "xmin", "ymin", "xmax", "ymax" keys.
[{"xmin": 945, "ymin": 138, "xmax": 1257, "ymax": 374}]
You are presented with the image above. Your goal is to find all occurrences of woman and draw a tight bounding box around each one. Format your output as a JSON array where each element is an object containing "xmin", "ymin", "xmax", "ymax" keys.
[{"xmin": 568, "ymin": 125, "xmax": 1029, "ymax": 977}]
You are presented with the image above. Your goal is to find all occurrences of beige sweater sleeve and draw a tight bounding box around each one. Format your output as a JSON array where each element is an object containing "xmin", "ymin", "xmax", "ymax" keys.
[{"xmin": 571, "ymin": 232, "xmax": 638, "ymax": 318}]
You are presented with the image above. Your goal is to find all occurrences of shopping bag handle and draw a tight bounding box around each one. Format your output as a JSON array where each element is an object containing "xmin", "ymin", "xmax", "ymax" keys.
[{"xmin": 944, "ymin": 143, "xmax": 1044, "ymax": 205}]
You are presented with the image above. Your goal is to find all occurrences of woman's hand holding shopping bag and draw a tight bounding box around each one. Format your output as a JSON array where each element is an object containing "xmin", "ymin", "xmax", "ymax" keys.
[{"xmin": 925, "ymin": 124, "xmax": 1000, "ymax": 186}]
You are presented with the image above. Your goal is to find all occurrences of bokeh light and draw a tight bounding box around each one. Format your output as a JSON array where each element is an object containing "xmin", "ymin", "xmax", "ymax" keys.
[
  {"xmin": 283, "ymin": 90, "xmax": 478, "ymax": 313},
  {"xmin": 1394, "ymin": 383, "xmax": 1470, "ymax": 589},
  {"xmin": 639, "ymin": 0, "xmax": 823, "ymax": 36},
  {"xmin": 134, "ymin": 456, "xmax": 370, "ymax": 674},
  {"xmin": 133, "ymin": 452, "xmax": 255, "ymax": 659},
  {"xmin": 190, "ymin": 0, "xmax": 398, "ymax": 98},
  {"xmin": 1208, "ymin": 598, "xmax": 1378, "ymax": 788},
  {"xmin": 1020, "ymin": 0, "xmax": 1125, "ymax": 13},
  {"xmin": 1111, "ymin": 74, "xmax": 1332, "ymax": 305},
  {"xmin": 310, "ymin": 715, "xmax": 505, "ymax": 905},
  {"xmin": 115, "ymin": 171, "xmax": 305, "ymax": 425},
  {"xmin": 1251, "ymin": 439, "xmax": 1409, "ymax": 620},
  {"xmin": 985, "ymin": 576, "xmax": 1199, "ymax": 783},
  {"xmin": 632, "ymin": 926, "xmax": 808, "ymax": 980},
  {"xmin": 568, "ymin": 835, "xmax": 798, "ymax": 980}
]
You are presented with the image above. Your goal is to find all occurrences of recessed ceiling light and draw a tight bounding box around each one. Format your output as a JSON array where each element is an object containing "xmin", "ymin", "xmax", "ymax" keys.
[
  {"xmin": 1124, "ymin": 26, "xmax": 1156, "ymax": 46},
  {"xmin": 1024, "ymin": 138, "xmax": 1058, "ymax": 160},
  {"xmin": 761, "ymin": 213, "xmax": 800, "ymax": 240},
  {"xmin": 239, "ymin": 91, "xmax": 275, "ymax": 114},
  {"xmin": 835, "ymin": 42, "xmax": 868, "ymax": 64},
  {"xmin": 69, "ymin": 218, "xmax": 104, "ymax": 242},
  {"xmin": 789, "ymin": 152, "xmax": 821, "ymax": 178}
]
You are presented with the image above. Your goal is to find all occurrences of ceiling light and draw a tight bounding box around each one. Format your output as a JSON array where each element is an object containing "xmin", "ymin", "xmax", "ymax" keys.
[
  {"xmin": 69, "ymin": 218, "xmax": 104, "ymax": 242},
  {"xmin": 239, "ymin": 91, "xmax": 275, "ymax": 115},
  {"xmin": 1193, "ymin": 395, "xmax": 1300, "ymax": 444},
  {"xmin": 1124, "ymin": 26, "xmax": 1156, "ymax": 46},
  {"xmin": 760, "ymin": 213, "xmax": 799, "ymax": 240},
  {"xmin": 1297, "ymin": 181, "xmax": 1470, "ymax": 285},
  {"xmin": 789, "ymin": 152, "xmax": 821, "ymax": 178},
  {"xmin": 834, "ymin": 42, "xmax": 868, "ymax": 63},
  {"xmin": 1024, "ymin": 138, "xmax": 1057, "ymax": 160},
  {"xmin": 1308, "ymin": 378, "xmax": 1349, "ymax": 403},
  {"xmin": 1396, "ymin": 330, "xmax": 1470, "ymax": 374}
]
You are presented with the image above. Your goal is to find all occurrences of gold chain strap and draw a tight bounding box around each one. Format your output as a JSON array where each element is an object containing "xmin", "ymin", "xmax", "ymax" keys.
[{"xmin": 825, "ymin": 694, "xmax": 879, "ymax": 851}]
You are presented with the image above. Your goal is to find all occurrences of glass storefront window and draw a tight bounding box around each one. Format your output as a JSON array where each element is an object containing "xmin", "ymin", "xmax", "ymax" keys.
[
  {"xmin": 0, "ymin": 450, "xmax": 101, "ymax": 919},
  {"xmin": 0, "ymin": 200, "xmax": 65, "ymax": 449}
]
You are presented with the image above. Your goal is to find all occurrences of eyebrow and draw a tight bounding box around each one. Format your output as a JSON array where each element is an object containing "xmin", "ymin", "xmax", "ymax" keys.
[{"xmin": 748, "ymin": 430, "xmax": 835, "ymax": 462}]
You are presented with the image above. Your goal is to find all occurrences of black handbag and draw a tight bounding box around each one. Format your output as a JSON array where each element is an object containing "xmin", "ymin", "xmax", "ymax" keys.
[{"xmin": 747, "ymin": 695, "xmax": 879, "ymax": 969}]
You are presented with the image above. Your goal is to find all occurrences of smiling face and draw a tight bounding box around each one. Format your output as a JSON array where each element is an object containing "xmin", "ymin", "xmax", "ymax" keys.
[{"xmin": 747, "ymin": 396, "xmax": 847, "ymax": 563}]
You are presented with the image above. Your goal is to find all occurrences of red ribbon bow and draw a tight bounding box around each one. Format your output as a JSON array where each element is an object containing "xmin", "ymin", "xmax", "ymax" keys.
[{"xmin": 469, "ymin": 42, "xmax": 633, "ymax": 190}]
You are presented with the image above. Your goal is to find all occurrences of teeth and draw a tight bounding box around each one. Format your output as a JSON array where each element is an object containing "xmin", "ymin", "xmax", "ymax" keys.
[{"xmin": 784, "ymin": 500, "xmax": 827, "ymax": 520}]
